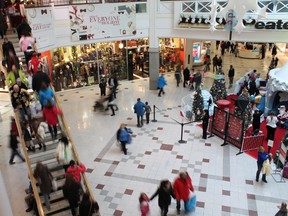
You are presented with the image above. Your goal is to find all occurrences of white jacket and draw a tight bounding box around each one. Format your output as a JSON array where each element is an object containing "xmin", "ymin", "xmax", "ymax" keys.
[
  {"xmin": 37, "ymin": 122, "xmax": 48, "ymax": 139},
  {"xmin": 55, "ymin": 141, "xmax": 74, "ymax": 165}
]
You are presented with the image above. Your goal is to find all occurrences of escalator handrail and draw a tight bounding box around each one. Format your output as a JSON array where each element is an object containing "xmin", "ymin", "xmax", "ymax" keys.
[
  {"xmin": 51, "ymin": 86, "xmax": 99, "ymax": 214},
  {"xmin": 14, "ymin": 111, "xmax": 45, "ymax": 216}
]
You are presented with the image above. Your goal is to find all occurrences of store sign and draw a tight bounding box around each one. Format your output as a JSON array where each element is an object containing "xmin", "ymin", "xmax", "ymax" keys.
[
  {"xmin": 69, "ymin": 4, "xmax": 136, "ymax": 42},
  {"xmin": 26, "ymin": 8, "xmax": 55, "ymax": 49},
  {"xmin": 255, "ymin": 20, "xmax": 288, "ymax": 30}
]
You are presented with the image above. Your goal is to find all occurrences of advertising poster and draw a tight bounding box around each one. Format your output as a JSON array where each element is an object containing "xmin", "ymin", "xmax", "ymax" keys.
[
  {"xmin": 211, "ymin": 107, "xmax": 228, "ymax": 139},
  {"xmin": 26, "ymin": 7, "xmax": 55, "ymax": 49},
  {"xmin": 69, "ymin": 4, "xmax": 137, "ymax": 42},
  {"xmin": 192, "ymin": 43, "xmax": 200, "ymax": 61}
]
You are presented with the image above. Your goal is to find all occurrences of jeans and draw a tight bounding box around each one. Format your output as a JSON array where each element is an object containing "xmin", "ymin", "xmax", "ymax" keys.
[
  {"xmin": 19, "ymin": 107, "xmax": 32, "ymax": 123},
  {"xmin": 158, "ymin": 87, "xmax": 164, "ymax": 96},
  {"xmin": 256, "ymin": 162, "xmax": 266, "ymax": 181},
  {"xmin": 146, "ymin": 113, "xmax": 150, "ymax": 124},
  {"xmin": 229, "ymin": 77, "xmax": 234, "ymax": 86},
  {"xmin": 9, "ymin": 149, "xmax": 25, "ymax": 163},
  {"xmin": 120, "ymin": 141, "xmax": 127, "ymax": 155},
  {"xmin": 48, "ymin": 125, "xmax": 57, "ymax": 139},
  {"xmin": 43, "ymin": 193, "xmax": 50, "ymax": 210},
  {"xmin": 137, "ymin": 115, "xmax": 143, "ymax": 127}
]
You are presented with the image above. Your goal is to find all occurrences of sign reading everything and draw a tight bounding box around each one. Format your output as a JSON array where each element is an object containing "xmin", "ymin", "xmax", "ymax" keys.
[{"xmin": 69, "ymin": 4, "xmax": 136, "ymax": 42}]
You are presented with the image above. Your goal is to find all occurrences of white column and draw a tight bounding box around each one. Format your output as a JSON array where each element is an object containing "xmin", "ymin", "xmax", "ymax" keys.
[
  {"xmin": 148, "ymin": 0, "xmax": 160, "ymax": 90},
  {"xmin": 185, "ymin": 39, "xmax": 194, "ymax": 69}
]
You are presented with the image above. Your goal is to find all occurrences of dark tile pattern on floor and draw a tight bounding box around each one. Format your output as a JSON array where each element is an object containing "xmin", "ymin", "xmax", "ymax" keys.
[
  {"xmin": 96, "ymin": 184, "xmax": 105, "ymax": 189},
  {"xmin": 124, "ymin": 189, "xmax": 133, "ymax": 195},
  {"xmin": 86, "ymin": 168, "xmax": 94, "ymax": 173},
  {"xmin": 160, "ymin": 144, "xmax": 173, "ymax": 151}
]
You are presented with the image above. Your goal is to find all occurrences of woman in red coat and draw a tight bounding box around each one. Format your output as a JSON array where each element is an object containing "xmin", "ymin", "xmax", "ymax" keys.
[
  {"xmin": 43, "ymin": 100, "xmax": 62, "ymax": 139},
  {"xmin": 66, "ymin": 160, "xmax": 86, "ymax": 184},
  {"xmin": 173, "ymin": 172, "xmax": 194, "ymax": 214}
]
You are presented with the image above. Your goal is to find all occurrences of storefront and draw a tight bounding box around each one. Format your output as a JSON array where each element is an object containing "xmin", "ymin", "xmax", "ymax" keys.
[{"xmin": 48, "ymin": 38, "xmax": 148, "ymax": 91}]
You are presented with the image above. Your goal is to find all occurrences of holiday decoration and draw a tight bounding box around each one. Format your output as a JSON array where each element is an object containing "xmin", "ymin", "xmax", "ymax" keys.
[
  {"xmin": 193, "ymin": 86, "xmax": 204, "ymax": 122},
  {"xmin": 210, "ymin": 75, "xmax": 227, "ymax": 101},
  {"xmin": 209, "ymin": 0, "xmax": 267, "ymax": 32},
  {"xmin": 233, "ymin": 89, "xmax": 252, "ymax": 132},
  {"xmin": 273, "ymin": 132, "xmax": 288, "ymax": 169}
]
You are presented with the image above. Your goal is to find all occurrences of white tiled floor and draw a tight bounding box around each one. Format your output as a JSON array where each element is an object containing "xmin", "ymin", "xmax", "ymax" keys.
[{"xmin": 0, "ymin": 48, "xmax": 288, "ymax": 216}]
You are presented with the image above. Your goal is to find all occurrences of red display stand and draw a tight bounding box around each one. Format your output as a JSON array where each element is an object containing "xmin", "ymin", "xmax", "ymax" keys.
[{"xmin": 216, "ymin": 100, "xmax": 231, "ymax": 112}]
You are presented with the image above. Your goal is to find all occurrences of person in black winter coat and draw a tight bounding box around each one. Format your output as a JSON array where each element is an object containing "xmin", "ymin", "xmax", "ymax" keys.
[
  {"xmin": 249, "ymin": 80, "xmax": 259, "ymax": 96},
  {"xmin": 202, "ymin": 109, "xmax": 209, "ymax": 139},
  {"xmin": 183, "ymin": 67, "xmax": 190, "ymax": 88},
  {"xmin": 63, "ymin": 174, "xmax": 81, "ymax": 216},
  {"xmin": 252, "ymin": 109, "xmax": 261, "ymax": 135},
  {"xmin": 9, "ymin": 129, "xmax": 25, "ymax": 165},
  {"xmin": 150, "ymin": 180, "xmax": 175, "ymax": 216},
  {"xmin": 79, "ymin": 193, "xmax": 99, "ymax": 216},
  {"xmin": 99, "ymin": 79, "xmax": 106, "ymax": 96},
  {"xmin": 228, "ymin": 65, "xmax": 235, "ymax": 88}
]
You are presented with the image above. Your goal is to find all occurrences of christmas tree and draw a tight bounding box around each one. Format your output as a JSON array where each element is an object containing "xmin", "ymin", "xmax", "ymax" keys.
[
  {"xmin": 193, "ymin": 86, "xmax": 204, "ymax": 121},
  {"xmin": 210, "ymin": 75, "xmax": 227, "ymax": 101},
  {"xmin": 233, "ymin": 88, "xmax": 252, "ymax": 132}
]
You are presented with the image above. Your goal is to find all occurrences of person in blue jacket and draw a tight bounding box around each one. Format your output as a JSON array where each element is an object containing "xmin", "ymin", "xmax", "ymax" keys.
[
  {"xmin": 117, "ymin": 123, "xmax": 130, "ymax": 155},
  {"xmin": 256, "ymin": 146, "xmax": 269, "ymax": 183},
  {"xmin": 39, "ymin": 82, "xmax": 54, "ymax": 107},
  {"xmin": 134, "ymin": 98, "xmax": 146, "ymax": 127},
  {"xmin": 158, "ymin": 74, "xmax": 167, "ymax": 97}
]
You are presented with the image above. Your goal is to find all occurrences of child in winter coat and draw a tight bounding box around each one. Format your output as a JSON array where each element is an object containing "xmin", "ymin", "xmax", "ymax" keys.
[
  {"xmin": 150, "ymin": 180, "xmax": 175, "ymax": 216},
  {"xmin": 56, "ymin": 136, "xmax": 74, "ymax": 172},
  {"xmin": 37, "ymin": 121, "xmax": 48, "ymax": 150},
  {"xmin": 139, "ymin": 193, "xmax": 150, "ymax": 216},
  {"xmin": 23, "ymin": 122, "xmax": 35, "ymax": 151},
  {"xmin": 43, "ymin": 100, "xmax": 62, "ymax": 139}
]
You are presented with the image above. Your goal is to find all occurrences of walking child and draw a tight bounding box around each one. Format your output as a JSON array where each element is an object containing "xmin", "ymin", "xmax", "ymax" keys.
[
  {"xmin": 145, "ymin": 102, "xmax": 152, "ymax": 124},
  {"xmin": 139, "ymin": 193, "xmax": 150, "ymax": 216},
  {"xmin": 43, "ymin": 100, "xmax": 62, "ymax": 140}
]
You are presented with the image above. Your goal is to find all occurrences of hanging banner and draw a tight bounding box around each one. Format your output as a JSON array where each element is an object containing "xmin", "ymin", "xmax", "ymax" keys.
[
  {"xmin": 69, "ymin": 4, "xmax": 137, "ymax": 42},
  {"xmin": 26, "ymin": 7, "xmax": 55, "ymax": 49}
]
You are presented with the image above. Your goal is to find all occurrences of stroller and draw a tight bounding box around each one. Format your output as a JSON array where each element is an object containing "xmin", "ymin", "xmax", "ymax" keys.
[{"xmin": 93, "ymin": 97, "xmax": 107, "ymax": 112}]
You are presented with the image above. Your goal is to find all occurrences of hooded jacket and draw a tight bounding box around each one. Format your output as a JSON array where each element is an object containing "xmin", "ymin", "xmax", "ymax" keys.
[
  {"xmin": 173, "ymin": 175, "xmax": 194, "ymax": 201},
  {"xmin": 66, "ymin": 164, "xmax": 86, "ymax": 184}
]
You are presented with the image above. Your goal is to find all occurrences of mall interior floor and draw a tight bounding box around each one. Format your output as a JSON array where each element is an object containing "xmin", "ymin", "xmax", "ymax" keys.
[{"xmin": 0, "ymin": 47, "xmax": 288, "ymax": 216}]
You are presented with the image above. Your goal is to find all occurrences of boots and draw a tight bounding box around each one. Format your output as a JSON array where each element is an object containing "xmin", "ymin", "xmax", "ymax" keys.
[{"xmin": 262, "ymin": 174, "xmax": 267, "ymax": 183}]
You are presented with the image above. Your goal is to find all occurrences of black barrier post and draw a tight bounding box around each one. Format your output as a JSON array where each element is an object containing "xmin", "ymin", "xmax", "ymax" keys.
[
  {"xmin": 172, "ymin": 118, "xmax": 193, "ymax": 143},
  {"xmin": 152, "ymin": 105, "xmax": 157, "ymax": 122}
]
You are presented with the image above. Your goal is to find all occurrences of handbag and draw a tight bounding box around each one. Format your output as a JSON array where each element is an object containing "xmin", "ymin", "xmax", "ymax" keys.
[
  {"xmin": 52, "ymin": 178, "xmax": 58, "ymax": 191},
  {"xmin": 184, "ymin": 191, "xmax": 196, "ymax": 212}
]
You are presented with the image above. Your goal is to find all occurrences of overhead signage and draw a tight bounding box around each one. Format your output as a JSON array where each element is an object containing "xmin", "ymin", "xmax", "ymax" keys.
[
  {"xmin": 255, "ymin": 20, "xmax": 288, "ymax": 30},
  {"xmin": 69, "ymin": 4, "xmax": 136, "ymax": 42}
]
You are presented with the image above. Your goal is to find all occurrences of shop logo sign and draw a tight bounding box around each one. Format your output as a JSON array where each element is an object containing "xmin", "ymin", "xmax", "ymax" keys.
[{"xmin": 255, "ymin": 20, "xmax": 288, "ymax": 30}]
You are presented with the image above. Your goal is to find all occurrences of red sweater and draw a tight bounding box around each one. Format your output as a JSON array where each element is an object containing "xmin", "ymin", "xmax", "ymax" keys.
[
  {"xmin": 43, "ymin": 106, "xmax": 61, "ymax": 126},
  {"xmin": 66, "ymin": 164, "xmax": 86, "ymax": 184},
  {"xmin": 173, "ymin": 175, "xmax": 194, "ymax": 201}
]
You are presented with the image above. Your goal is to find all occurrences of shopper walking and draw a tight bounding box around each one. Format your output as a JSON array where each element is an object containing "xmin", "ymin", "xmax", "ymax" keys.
[
  {"xmin": 2, "ymin": 37, "xmax": 16, "ymax": 59},
  {"xmin": 228, "ymin": 65, "xmax": 235, "ymax": 89},
  {"xmin": 56, "ymin": 136, "xmax": 74, "ymax": 172},
  {"xmin": 66, "ymin": 160, "xmax": 86, "ymax": 184},
  {"xmin": 202, "ymin": 110, "xmax": 209, "ymax": 139},
  {"xmin": 9, "ymin": 129, "xmax": 25, "ymax": 165},
  {"xmin": 256, "ymin": 146, "xmax": 269, "ymax": 183},
  {"xmin": 23, "ymin": 122, "xmax": 35, "ymax": 152},
  {"xmin": 217, "ymin": 56, "xmax": 223, "ymax": 68},
  {"xmin": 39, "ymin": 82, "xmax": 55, "ymax": 107},
  {"xmin": 99, "ymin": 78, "xmax": 106, "ymax": 96},
  {"xmin": 6, "ymin": 65, "xmax": 28, "ymax": 88},
  {"xmin": 11, "ymin": 84, "xmax": 32, "ymax": 123},
  {"xmin": 63, "ymin": 173, "xmax": 81, "ymax": 216},
  {"xmin": 212, "ymin": 55, "xmax": 218, "ymax": 73},
  {"xmin": 43, "ymin": 100, "xmax": 62, "ymax": 140},
  {"xmin": 117, "ymin": 123, "xmax": 131, "ymax": 155},
  {"xmin": 106, "ymin": 89, "xmax": 118, "ymax": 116},
  {"xmin": 158, "ymin": 74, "xmax": 167, "ymax": 97},
  {"xmin": 108, "ymin": 75, "xmax": 118, "ymax": 98},
  {"xmin": 36, "ymin": 121, "xmax": 48, "ymax": 150},
  {"xmin": 144, "ymin": 102, "xmax": 152, "ymax": 124},
  {"xmin": 183, "ymin": 67, "xmax": 190, "ymax": 88},
  {"xmin": 150, "ymin": 180, "xmax": 175, "ymax": 216},
  {"xmin": 79, "ymin": 193, "xmax": 99, "ymax": 216},
  {"xmin": 173, "ymin": 172, "xmax": 194, "ymax": 215},
  {"xmin": 134, "ymin": 98, "xmax": 146, "ymax": 127},
  {"xmin": 175, "ymin": 63, "xmax": 182, "ymax": 87},
  {"xmin": 34, "ymin": 162, "xmax": 53, "ymax": 210},
  {"xmin": 139, "ymin": 193, "xmax": 150, "ymax": 216},
  {"xmin": 32, "ymin": 71, "xmax": 51, "ymax": 93},
  {"xmin": 275, "ymin": 202, "xmax": 288, "ymax": 216},
  {"xmin": 266, "ymin": 111, "xmax": 278, "ymax": 153}
]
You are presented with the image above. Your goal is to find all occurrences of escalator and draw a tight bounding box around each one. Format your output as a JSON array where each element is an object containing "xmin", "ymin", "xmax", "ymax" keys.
[{"xmin": 13, "ymin": 90, "xmax": 100, "ymax": 216}]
